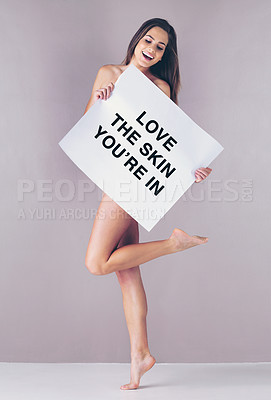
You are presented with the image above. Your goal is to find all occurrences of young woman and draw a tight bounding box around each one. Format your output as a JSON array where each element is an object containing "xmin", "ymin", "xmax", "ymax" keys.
[{"xmin": 83, "ymin": 18, "xmax": 212, "ymax": 390}]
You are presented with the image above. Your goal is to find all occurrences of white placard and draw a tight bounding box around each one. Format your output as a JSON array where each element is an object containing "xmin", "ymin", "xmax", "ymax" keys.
[{"xmin": 59, "ymin": 64, "xmax": 224, "ymax": 231}]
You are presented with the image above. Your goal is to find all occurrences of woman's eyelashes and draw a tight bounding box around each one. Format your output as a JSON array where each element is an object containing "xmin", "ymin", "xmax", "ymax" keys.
[{"xmin": 144, "ymin": 39, "xmax": 164, "ymax": 51}]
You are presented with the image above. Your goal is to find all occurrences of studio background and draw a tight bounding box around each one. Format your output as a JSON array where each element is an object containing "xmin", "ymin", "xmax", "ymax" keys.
[{"xmin": 1, "ymin": 0, "xmax": 270, "ymax": 362}]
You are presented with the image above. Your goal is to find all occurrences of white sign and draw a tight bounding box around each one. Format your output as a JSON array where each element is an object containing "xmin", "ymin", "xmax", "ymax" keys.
[{"xmin": 59, "ymin": 64, "xmax": 223, "ymax": 231}]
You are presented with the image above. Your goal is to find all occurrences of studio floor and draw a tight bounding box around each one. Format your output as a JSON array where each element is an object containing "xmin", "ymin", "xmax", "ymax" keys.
[{"xmin": 0, "ymin": 362, "xmax": 270, "ymax": 400}]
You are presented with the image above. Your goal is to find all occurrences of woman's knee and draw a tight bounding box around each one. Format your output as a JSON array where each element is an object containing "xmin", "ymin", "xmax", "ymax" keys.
[{"xmin": 85, "ymin": 256, "xmax": 106, "ymax": 275}]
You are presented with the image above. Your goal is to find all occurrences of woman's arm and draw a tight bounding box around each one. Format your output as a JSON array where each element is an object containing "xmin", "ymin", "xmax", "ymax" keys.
[
  {"xmin": 156, "ymin": 81, "xmax": 212, "ymax": 183},
  {"xmin": 83, "ymin": 65, "xmax": 115, "ymax": 115}
]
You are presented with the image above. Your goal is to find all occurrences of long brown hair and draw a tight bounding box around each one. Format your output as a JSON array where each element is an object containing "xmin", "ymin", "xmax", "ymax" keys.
[{"xmin": 121, "ymin": 18, "xmax": 181, "ymax": 105}]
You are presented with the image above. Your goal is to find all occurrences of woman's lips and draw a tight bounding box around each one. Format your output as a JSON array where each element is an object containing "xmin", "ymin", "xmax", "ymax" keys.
[{"xmin": 142, "ymin": 51, "xmax": 153, "ymax": 62}]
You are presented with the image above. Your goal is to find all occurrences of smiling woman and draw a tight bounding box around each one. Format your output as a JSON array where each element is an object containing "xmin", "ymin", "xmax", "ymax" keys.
[
  {"xmin": 141, "ymin": 33, "xmax": 166, "ymax": 61},
  {"xmin": 120, "ymin": 19, "xmax": 181, "ymax": 104},
  {"xmin": 133, "ymin": 27, "xmax": 168, "ymax": 66},
  {"xmin": 81, "ymin": 17, "xmax": 212, "ymax": 391}
]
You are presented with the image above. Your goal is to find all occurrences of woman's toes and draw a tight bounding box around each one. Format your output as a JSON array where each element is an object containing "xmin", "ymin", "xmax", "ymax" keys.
[
  {"xmin": 120, "ymin": 383, "xmax": 138, "ymax": 390},
  {"xmin": 193, "ymin": 235, "xmax": 208, "ymax": 243},
  {"xmin": 120, "ymin": 384, "xmax": 128, "ymax": 390}
]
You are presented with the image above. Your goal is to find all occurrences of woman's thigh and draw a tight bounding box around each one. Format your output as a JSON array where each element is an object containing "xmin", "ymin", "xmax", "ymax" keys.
[{"xmin": 85, "ymin": 192, "xmax": 136, "ymax": 266}]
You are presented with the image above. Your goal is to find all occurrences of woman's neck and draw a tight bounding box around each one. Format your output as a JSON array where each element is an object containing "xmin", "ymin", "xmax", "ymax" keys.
[{"xmin": 127, "ymin": 56, "xmax": 150, "ymax": 76}]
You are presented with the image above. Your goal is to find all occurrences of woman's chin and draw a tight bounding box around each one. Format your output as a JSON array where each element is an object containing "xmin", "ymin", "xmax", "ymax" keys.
[{"xmin": 139, "ymin": 58, "xmax": 154, "ymax": 67}]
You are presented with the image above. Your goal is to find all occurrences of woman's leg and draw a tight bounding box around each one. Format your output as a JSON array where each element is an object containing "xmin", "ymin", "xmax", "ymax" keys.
[
  {"xmin": 115, "ymin": 221, "xmax": 155, "ymax": 390},
  {"xmin": 85, "ymin": 193, "xmax": 208, "ymax": 276},
  {"xmin": 85, "ymin": 192, "xmax": 141, "ymax": 271}
]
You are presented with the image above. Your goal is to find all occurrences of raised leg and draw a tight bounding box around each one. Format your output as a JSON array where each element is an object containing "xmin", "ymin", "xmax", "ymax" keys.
[
  {"xmin": 115, "ymin": 221, "xmax": 156, "ymax": 390},
  {"xmin": 85, "ymin": 193, "xmax": 208, "ymax": 276},
  {"xmin": 85, "ymin": 192, "xmax": 207, "ymax": 389}
]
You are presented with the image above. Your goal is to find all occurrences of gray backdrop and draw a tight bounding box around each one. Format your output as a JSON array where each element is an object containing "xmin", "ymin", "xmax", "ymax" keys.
[{"xmin": 1, "ymin": 0, "xmax": 270, "ymax": 362}]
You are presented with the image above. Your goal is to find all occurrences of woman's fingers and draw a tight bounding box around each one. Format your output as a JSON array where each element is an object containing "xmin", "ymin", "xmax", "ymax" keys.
[
  {"xmin": 199, "ymin": 167, "xmax": 212, "ymax": 174},
  {"xmin": 195, "ymin": 173, "xmax": 202, "ymax": 182},
  {"xmin": 194, "ymin": 167, "xmax": 212, "ymax": 182},
  {"xmin": 106, "ymin": 82, "xmax": 114, "ymax": 99},
  {"xmin": 105, "ymin": 87, "xmax": 109, "ymax": 99},
  {"xmin": 195, "ymin": 171, "xmax": 206, "ymax": 180},
  {"xmin": 197, "ymin": 167, "xmax": 212, "ymax": 176},
  {"xmin": 95, "ymin": 88, "xmax": 106, "ymax": 100},
  {"xmin": 96, "ymin": 82, "xmax": 115, "ymax": 101},
  {"xmin": 95, "ymin": 89, "xmax": 104, "ymax": 100},
  {"xmin": 196, "ymin": 170, "xmax": 206, "ymax": 178},
  {"xmin": 102, "ymin": 87, "xmax": 108, "ymax": 99}
]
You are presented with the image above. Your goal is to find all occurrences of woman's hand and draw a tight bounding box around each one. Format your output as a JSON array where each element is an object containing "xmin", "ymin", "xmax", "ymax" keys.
[
  {"xmin": 94, "ymin": 82, "xmax": 115, "ymax": 102},
  {"xmin": 195, "ymin": 167, "xmax": 212, "ymax": 183}
]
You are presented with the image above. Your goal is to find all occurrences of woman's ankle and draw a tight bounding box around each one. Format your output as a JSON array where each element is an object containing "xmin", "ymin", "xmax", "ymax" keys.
[{"xmin": 131, "ymin": 348, "xmax": 151, "ymax": 359}]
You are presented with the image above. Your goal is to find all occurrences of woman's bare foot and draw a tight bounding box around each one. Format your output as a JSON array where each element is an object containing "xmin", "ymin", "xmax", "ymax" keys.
[
  {"xmin": 169, "ymin": 227, "xmax": 208, "ymax": 253},
  {"xmin": 120, "ymin": 352, "xmax": 156, "ymax": 390}
]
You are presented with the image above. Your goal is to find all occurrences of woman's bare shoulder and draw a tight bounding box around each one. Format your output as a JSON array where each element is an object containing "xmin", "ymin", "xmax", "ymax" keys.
[
  {"xmin": 153, "ymin": 76, "xmax": 170, "ymax": 88},
  {"xmin": 152, "ymin": 77, "xmax": 171, "ymax": 97},
  {"xmin": 97, "ymin": 64, "xmax": 125, "ymax": 84}
]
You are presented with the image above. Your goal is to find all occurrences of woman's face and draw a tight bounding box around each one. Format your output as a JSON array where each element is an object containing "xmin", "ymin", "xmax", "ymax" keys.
[{"xmin": 133, "ymin": 26, "xmax": 169, "ymax": 67}]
